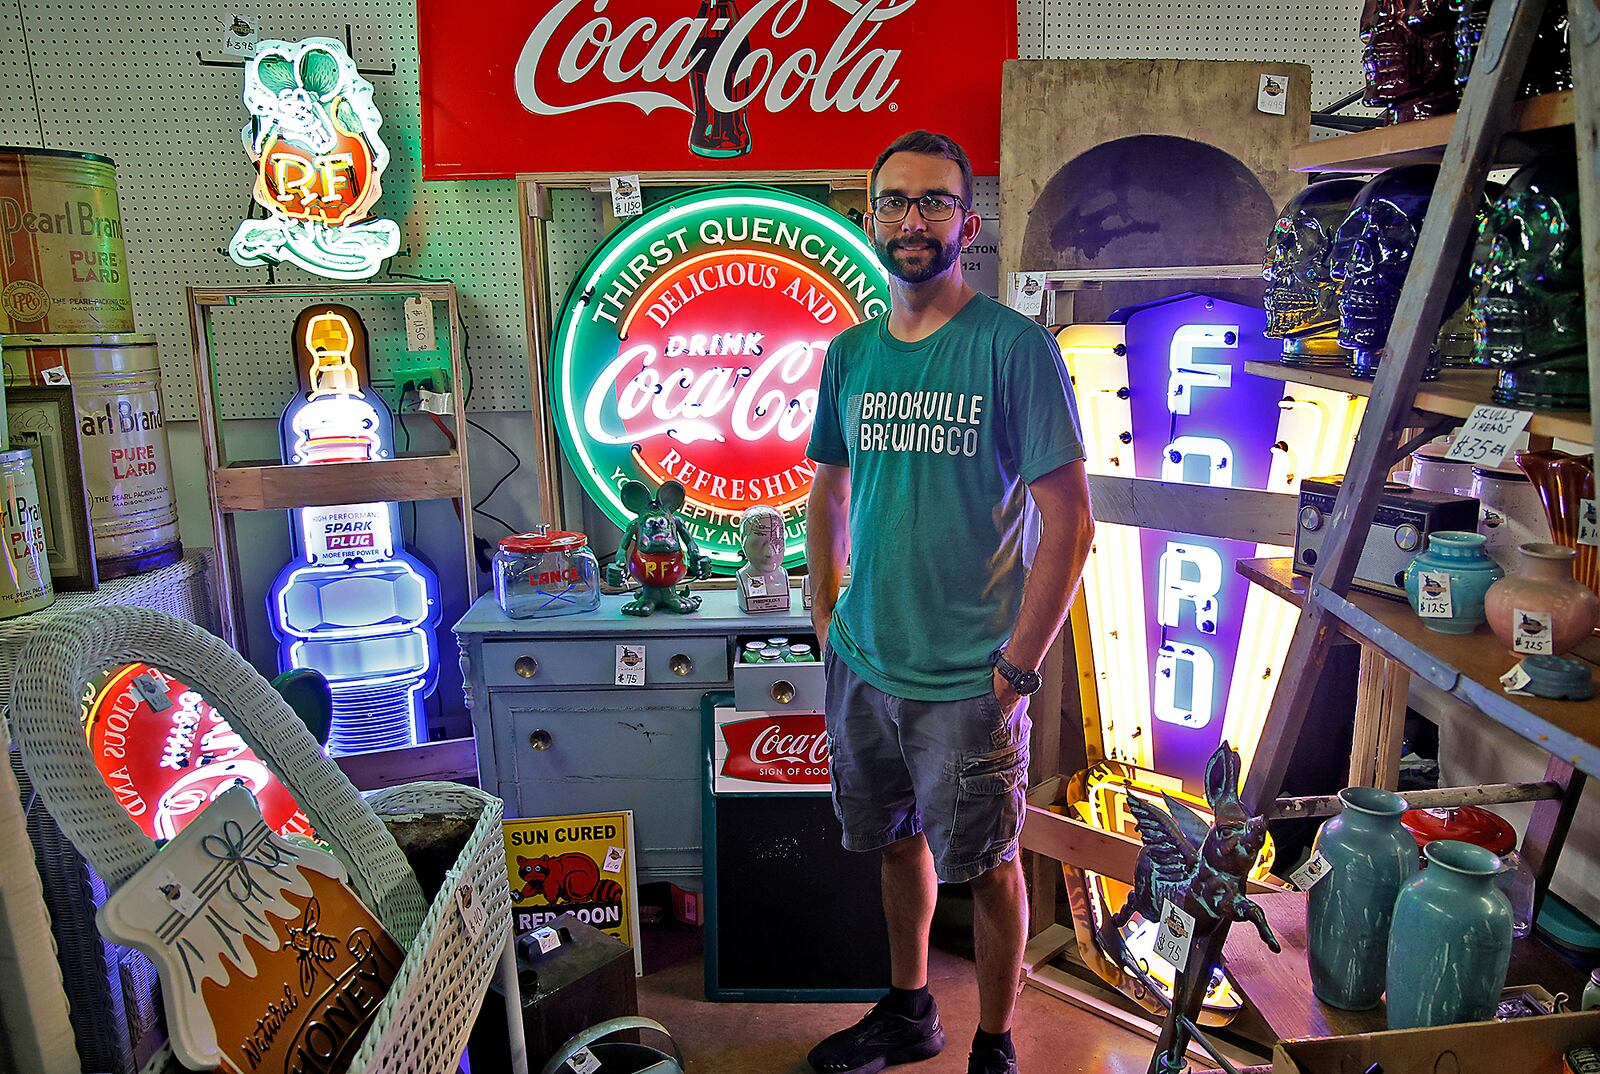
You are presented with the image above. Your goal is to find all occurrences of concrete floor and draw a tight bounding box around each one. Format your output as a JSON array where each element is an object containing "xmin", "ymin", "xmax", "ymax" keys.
[{"xmin": 635, "ymin": 919, "xmax": 1157, "ymax": 1074}]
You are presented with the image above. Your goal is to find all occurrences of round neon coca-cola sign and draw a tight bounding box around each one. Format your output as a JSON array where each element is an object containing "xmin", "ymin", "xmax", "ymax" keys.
[{"xmin": 550, "ymin": 185, "xmax": 889, "ymax": 571}]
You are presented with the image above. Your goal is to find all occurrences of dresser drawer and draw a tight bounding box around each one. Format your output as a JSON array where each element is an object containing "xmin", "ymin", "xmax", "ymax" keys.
[
  {"xmin": 733, "ymin": 659, "xmax": 826, "ymax": 713},
  {"xmin": 482, "ymin": 636, "xmax": 729, "ymax": 688}
]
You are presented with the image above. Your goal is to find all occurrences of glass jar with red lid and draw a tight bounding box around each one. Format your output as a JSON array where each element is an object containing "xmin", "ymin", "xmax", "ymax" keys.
[
  {"xmin": 493, "ymin": 526, "xmax": 600, "ymax": 619},
  {"xmin": 1402, "ymin": 805, "xmax": 1535, "ymax": 935}
]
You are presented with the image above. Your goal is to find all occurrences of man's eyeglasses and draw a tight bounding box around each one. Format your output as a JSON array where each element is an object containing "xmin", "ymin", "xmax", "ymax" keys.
[{"xmin": 870, "ymin": 193, "xmax": 966, "ymax": 223}]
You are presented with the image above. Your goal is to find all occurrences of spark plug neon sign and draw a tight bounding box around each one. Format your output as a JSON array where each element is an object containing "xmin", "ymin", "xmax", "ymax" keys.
[
  {"xmin": 549, "ymin": 185, "xmax": 889, "ymax": 571},
  {"xmin": 229, "ymin": 37, "xmax": 400, "ymax": 280},
  {"xmin": 1059, "ymin": 295, "xmax": 1364, "ymax": 789}
]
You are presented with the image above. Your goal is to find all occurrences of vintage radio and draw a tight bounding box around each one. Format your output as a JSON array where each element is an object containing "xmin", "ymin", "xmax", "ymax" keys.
[{"xmin": 1294, "ymin": 476, "xmax": 1480, "ymax": 597}]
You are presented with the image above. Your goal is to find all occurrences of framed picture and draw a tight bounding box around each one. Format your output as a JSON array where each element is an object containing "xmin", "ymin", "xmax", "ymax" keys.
[{"xmin": 7, "ymin": 385, "xmax": 96, "ymax": 591}]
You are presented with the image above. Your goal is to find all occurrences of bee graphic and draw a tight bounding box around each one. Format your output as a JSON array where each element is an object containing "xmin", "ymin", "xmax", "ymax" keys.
[
  {"xmin": 1519, "ymin": 613, "xmax": 1546, "ymax": 636},
  {"xmin": 1586, "ymin": 501, "xmax": 1597, "ymax": 530},
  {"xmin": 1421, "ymin": 576, "xmax": 1447, "ymax": 598},
  {"xmin": 1262, "ymin": 77, "xmax": 1284, "ymax": 98},
  {"xmin": 620, "ymin": 647, "xmax": 643, "ymax": 668},
  {"xmin": 614, "ymin": 178, "xmax": 636, "ymax": 198},
  {"xmin": 229, "ymin": 16, "xmax": 253, "ymax": 36},
  {"xmin": 286, "ymin": 897, "xmax": 340, "ymax": 995},
  {"xmin": 1163, "ymin": 909, "xmax": 1190, "ymax": 940}
]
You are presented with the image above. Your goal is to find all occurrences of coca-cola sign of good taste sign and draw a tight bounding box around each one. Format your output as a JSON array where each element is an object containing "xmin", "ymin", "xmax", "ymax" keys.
[
  {"xmin": 417, "ymin": 0, "xmax": 1014, "ymax": 177},
  {"xmin": 549, "ymin": 184, "xmax": 889, "ymax": 570}
]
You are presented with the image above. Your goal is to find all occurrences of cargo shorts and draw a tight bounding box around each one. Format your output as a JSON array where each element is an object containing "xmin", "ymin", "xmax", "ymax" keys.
[{"xmin": 822, "ymin": 643, "xmax": 1031, "ymax": 884}]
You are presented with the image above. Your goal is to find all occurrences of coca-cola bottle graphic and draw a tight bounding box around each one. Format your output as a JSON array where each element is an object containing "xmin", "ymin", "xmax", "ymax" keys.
[{"xmin": 689, "ymin": 0, "xmax": 753, "ymax": 158}]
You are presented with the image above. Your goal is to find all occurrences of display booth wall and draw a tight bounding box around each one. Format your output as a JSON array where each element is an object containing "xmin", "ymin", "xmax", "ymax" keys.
[{"xmin": 0, "ymin": 2, "xmax": 1370, "ymax": 731}]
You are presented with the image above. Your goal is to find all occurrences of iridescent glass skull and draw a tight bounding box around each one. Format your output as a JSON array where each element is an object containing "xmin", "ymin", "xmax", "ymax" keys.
[
  {"xmin": 1472, "ymin": 149, "xmax": 1586, "ymax": 408},
  {"xmin": 1455, "ymin": 0, "xmax": 1571, "ymax": 97},
  {"xmin": 1330, "ymin": 164, "xmax": 1478, "ymax": 379},
  {"xmin": 1263, "ymin": 179, "xmax": 1368, "ymax": 366},
  {"xmin": 1363, "ymin": 0, "xmax": 1460, "ymax": 124}
]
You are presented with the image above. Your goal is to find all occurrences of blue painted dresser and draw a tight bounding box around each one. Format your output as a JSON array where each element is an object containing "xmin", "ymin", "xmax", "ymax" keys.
[{"xmin": 454, "ymin": 586, "xmax": 820, "ymax": 886}]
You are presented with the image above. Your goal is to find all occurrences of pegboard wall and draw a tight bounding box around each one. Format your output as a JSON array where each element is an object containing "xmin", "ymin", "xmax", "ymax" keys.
[
  {"xmin": 1018, "ymin": 0, "xmax": 1369, "ymax": 110},
  {"xmin": 1, "ymin": 0, "xmax": 1370, "ymax": 421},
  {"xmin": 0, "ymin": 0, "xmax": 530, "ymax": 419}
]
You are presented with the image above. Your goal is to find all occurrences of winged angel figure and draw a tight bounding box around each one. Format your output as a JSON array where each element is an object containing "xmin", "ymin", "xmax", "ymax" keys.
[{"xmin": 1107, "ymin": 742, "xmax": 1280, "ymax": 954}]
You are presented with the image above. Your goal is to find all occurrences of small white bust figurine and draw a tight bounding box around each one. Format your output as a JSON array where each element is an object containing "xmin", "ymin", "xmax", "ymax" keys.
[{"xmin": 737, "ymin": 505, "xmax": 791, "ymax": 613}]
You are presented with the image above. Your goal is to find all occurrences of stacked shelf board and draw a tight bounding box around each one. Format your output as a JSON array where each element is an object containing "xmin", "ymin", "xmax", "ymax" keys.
[
  {"xmin": 1245, "ymin": 361, "xmax": 1593, "ymax": 443},
  {"xmin": 1239, "ymin": 557, "xmax": 1600, "ymax": 780},
  {"xmin": 1294, "ymin": 90, "xmax": 1573, "ymax": 172}
]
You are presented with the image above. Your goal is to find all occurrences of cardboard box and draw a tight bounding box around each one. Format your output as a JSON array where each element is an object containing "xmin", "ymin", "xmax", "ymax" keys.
[{"xmin": 1273, "ymin": 1010, "xmax": 1600, "ymax": 1074}]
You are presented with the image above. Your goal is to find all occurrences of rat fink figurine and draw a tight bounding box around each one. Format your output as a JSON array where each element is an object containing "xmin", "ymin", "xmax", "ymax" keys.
[
  {"xmin": 737, "ymin": 505, "xmax": 791, "ymax": 613},
  {"xmin": 1105, "ymin": 743, "xmax": 1280, "ymax": 1074},
  {"xmin": 604, "ymin": 479, "xmax": 712, "ymax": 616}
]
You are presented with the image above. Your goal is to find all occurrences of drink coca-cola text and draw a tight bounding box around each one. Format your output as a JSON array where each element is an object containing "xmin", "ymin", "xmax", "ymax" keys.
[{"xmin": 514, "ymin": 0, "xmax": 912, "ymax": 120}]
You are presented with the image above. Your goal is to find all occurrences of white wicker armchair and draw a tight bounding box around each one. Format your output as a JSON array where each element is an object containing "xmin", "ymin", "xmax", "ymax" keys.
[{"xmin": 5, "ymin": 606, "xmax": 526, "ymax": 1074}]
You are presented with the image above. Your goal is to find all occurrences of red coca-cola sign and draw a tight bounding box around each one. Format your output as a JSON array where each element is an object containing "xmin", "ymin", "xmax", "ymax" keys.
[
  {"xmin": 720, "ymin": 713, "xmax": 831, "ymax": 785},
  {"xmin": 417, "ymin": 0, "xmax": 1014, "ymax": 178}
]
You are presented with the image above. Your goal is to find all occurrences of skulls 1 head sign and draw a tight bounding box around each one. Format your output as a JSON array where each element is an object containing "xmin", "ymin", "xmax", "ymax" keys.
[
  {"xmin": 229, "ymin": 37, "xmax": 400, "ymax": 280},
  {"xmin": 550, "ymin": 186, "xmax": 889, "ymax": 573}
]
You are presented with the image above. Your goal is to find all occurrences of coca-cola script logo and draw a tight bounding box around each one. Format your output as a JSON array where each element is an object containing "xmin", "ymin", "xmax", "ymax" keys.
[
  {"xmin": 418, "ymin": 0, "xmax": 1012, "ymax": 177},
  {"xmin": 720, "ymin": 713, "xmax": 831, "ymax": 785},
  {"xmin": 550, "ymin": 185, "xmax": 888, "ymax": 571},
  {"xmin": 83, "ymin": 663, "xmax": 314, "ymax": 842}
]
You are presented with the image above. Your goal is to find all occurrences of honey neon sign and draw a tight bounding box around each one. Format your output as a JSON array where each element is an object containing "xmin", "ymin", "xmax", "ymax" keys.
[
  {"xmin": 1059, "ymin": 295, "xmax": 1364, "ymax": 790},
  {"xmin": 229, "ymin": 37, "xmax": 400, "ymax": 280}
]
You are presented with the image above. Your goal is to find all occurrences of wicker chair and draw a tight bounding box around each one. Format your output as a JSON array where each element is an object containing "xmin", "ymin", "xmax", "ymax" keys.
[{"xmin": 5, "ymin": 606, "xmax": 526, "ymax": 1074}]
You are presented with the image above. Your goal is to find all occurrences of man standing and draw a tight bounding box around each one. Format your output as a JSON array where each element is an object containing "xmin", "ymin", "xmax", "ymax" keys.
[{"xmin": 805, "ymin": 131, "xmax": 1094, "ymax": 1074}]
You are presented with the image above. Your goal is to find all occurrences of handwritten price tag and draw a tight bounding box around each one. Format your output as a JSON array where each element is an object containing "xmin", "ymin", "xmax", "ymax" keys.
[
  {"xmin": 1512, "ymin": 608, "xmax": 1554, "ymax": 655},
  {"xmin": 1581, "ymin": 499, "xmax": 1599, "ymax": 547},
  {"xmin": 1009, "ymin": 272, "xmax": 1046, "ymax": 316},
  {"xmin": 603, "ymin": 845, "xmax": 625, "ymax": 874},
  {"xmin": 1414, "ymin": 571, "xmax": 1454, "ymax": 618},
  {"xmin": 1500, "ymin": 662, "xmax": 1533, "ymax": 695},
  {"xmin": 534, "ymin": 926, "xmax": 562, "ymax": 954},
  {"xmin": 569, "ymin": 1046, "xmax": 602, "ymax": 1074},
  {"xmin": 1152, "ymin": 899, "xmax": 1196, "ymax": 972},
  {"xmin": 1444, "ymin": 405, "xmax": 1533, "ymax": 469},
  {"xmin": 1289, "ymin": 852, "xmax": 1332, "ymax": 892},
  {"xmin": 615, "ymin": 644, "xmax": 646, "ymax": 687},
  {"xmin": 404, "ymin": 296, "xmax": 435, "ymax": 351},
  {"xmin": 610, "ymin": 174, "xmax": 643, "ymax": 218}
]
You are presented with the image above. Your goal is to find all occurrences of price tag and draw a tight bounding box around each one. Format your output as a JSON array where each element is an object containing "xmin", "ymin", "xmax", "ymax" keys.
[
  {"xmin": 222, "ymin": 12, "xmax": 260, "ymax": 56},
  {"xmin": 417, "ymin": 389, "xmax": 452, "ymax": 414},
  {"xmin": 131, "ymin": 672, "xmax": 174, "ymax": 711},
  {"xmin": 1500, "ymin": 662, "xmax": 1533, "ymax": 696},
  {"xmin": 533, "ymin": 926, "xmax": 562, "ymax": 954},
  {"xmin": 1152, "ymin": 898, "xmax": 1196, "ymax": 973},
  {"xmin": 1581, "ymin": 499, "xmax": 1599, "ymax": 546},
  {"xmin": 40, "ymin": 365, "xmax": 69, "ymax": 385},
  {"xmin": 1443, "ymin": 405, "xmax": 1534, "ymax": 469},
  {"xmin": 615, "ymin": 644, "xmax": 646, "ymax": 687},
  {"xmin": 569, "ymin": 1047, "xmax": 602, "ymax": 1074},
  {"xmin": 1008, "ymin": 272, "xmax": 1046, "ymax": 316},
  {"xmin": 456, "ymin": 882, "xmax": 488, "ymax": 938},
  {"xmin": 603, "ymin": 845, "xmax": 625, "ymax": 874},
  {"xmin": 404, "ymin": 296, "xmax": 435, "ymax": 351},
  {"xmin": 152, "ymin": 868, "xmax": 201, "ymax": 917},
  {"xmin": 1257, "ymin": 73, "xmax": 1289, "ymax": 115},
  {"xmin": 611, "ymin": 174, "xmax": 643, "ymax": 218},
  {"xmin": 1512, "ymin": 608, "xmax": 1554, "ymax": 655},
  {"xmin": 1289, "ymin": 852, "xmax": 1332, "ymax": 891},
  {"xmin": 1414, "ymin": 571, "xmax": 1454, "ymax": 618}
]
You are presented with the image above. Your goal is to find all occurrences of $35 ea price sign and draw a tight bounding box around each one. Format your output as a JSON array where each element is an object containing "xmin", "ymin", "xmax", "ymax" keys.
[{"xmin": 1444, "ymin": 406, "xmax": 1534, "ymax": 470}]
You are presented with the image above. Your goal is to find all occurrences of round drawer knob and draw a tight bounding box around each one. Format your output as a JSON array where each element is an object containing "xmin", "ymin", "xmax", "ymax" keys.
[
  {"xmin": 514, "ymin": 656, "xmax": 539, "ymax": 679},
  {"xmin": 528, "ymin": 729, "xmax": 553, "ymax": 751},
  {"xmin": 770, "ymin": 680, "xmax": 796, "ymax": 704},
  {"xmin": 669, "ymin": 654, "xmax": 694, "ymax": 676}
]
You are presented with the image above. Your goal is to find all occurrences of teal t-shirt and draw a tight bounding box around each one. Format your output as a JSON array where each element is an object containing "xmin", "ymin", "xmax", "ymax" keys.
[{"xmin": 806, "ymin": 293, "xmax": 1086, "ymax": 701}]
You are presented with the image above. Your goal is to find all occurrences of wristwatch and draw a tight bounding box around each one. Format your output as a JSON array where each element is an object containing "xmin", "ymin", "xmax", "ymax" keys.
[{"xmin": 991, "ymin": 648, "xmax": 1042, "ymax": 696}]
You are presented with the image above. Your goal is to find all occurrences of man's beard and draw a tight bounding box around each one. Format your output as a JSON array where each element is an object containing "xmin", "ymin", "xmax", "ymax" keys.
[{"xmin": 876, "ymin": 234, "xmax": 960, "ymax": 284}]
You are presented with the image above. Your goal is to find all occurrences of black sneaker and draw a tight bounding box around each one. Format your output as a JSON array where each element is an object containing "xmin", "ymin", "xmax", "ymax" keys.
[
  {"xmin": 807, "ymin": 996, "xmax": 945, "ymax": 1074},
  {"xmin": 967, "ymin": 1044, "xmax": 1019, "ymax": 1074}
]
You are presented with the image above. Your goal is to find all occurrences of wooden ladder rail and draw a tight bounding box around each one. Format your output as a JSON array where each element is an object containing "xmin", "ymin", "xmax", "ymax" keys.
[{"xmin": 1150, "ymin": 3, "xmax": 1556, "ymax": 1070}]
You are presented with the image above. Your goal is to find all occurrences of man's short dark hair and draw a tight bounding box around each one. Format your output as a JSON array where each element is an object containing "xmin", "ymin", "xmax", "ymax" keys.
[{"xmin": 871, "ymin": 130, "xmax": 975, "ymax": 205}]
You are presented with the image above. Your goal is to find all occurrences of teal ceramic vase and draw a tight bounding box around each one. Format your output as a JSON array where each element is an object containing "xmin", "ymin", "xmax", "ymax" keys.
[
  {"xmin": 1403, "ymin": 530, "xmax": 1504, "ymax": 634},
  {"xmin": 1307, "ymin": 787, "xmax": 1416, "ymax": 1010},
  {"xmin": 1386, "ymin": 840, "xmax": 1514, "ymax": 1029}
]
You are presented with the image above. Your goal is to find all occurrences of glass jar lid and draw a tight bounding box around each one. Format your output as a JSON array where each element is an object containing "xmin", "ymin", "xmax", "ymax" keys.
[
  {"xmin": 1401, "ymin": 805, "xmax": 1516, "ymax": 855},
  {"xmin": 500, "ymin": 528, "xmax": 588, "ymax": 554}
]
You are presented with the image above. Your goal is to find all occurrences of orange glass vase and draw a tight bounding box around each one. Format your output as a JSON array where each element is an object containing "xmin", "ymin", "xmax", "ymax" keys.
[{"xmin": 1514, "ymin": 449, "xmax": 1597, "ymax": 595}]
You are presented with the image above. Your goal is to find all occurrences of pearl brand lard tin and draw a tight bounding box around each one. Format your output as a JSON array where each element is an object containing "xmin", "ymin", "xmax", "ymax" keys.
[
  {"xmin": 493, "ymin": 527, "xmax": 600, "ymax": 619},
  {"xmin": 0, "ymin": 448, "xmax": 54, "ymax": 618}
]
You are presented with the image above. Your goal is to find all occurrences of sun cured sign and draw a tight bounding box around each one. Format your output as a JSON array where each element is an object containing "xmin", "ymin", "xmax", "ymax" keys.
[{"xmin": 550, "ymin": 185, "xmax": 889, "ymax": 571}]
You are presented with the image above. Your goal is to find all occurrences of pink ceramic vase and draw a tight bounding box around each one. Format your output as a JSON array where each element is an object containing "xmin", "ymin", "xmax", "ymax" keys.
[
  {"xmin": 1514, "ymin": 449, "xmax": 1597, "ymax": 595},
  {"xmin": 1485, "ymin": 543, "xmax": 1600, "ymax": 655}
]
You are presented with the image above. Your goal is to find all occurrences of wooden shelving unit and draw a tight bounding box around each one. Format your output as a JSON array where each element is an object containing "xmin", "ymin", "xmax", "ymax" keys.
[
  {"xmin": 1245, "ymin": 360, "xmax": 1593, "ymax": 442},
  {"xmin": 1293, "ymin": 89, "xmax": 1573, "ymax": 172},
  {"xmin": 1240, "ymin": 557, "xmax": 1600, "ymax": 778}
]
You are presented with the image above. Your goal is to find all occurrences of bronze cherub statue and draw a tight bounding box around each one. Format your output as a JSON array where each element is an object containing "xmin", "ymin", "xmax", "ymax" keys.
[{"xmin": 1105, "ymin": 742, "xmax": 1279, "ymax": 1074}]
